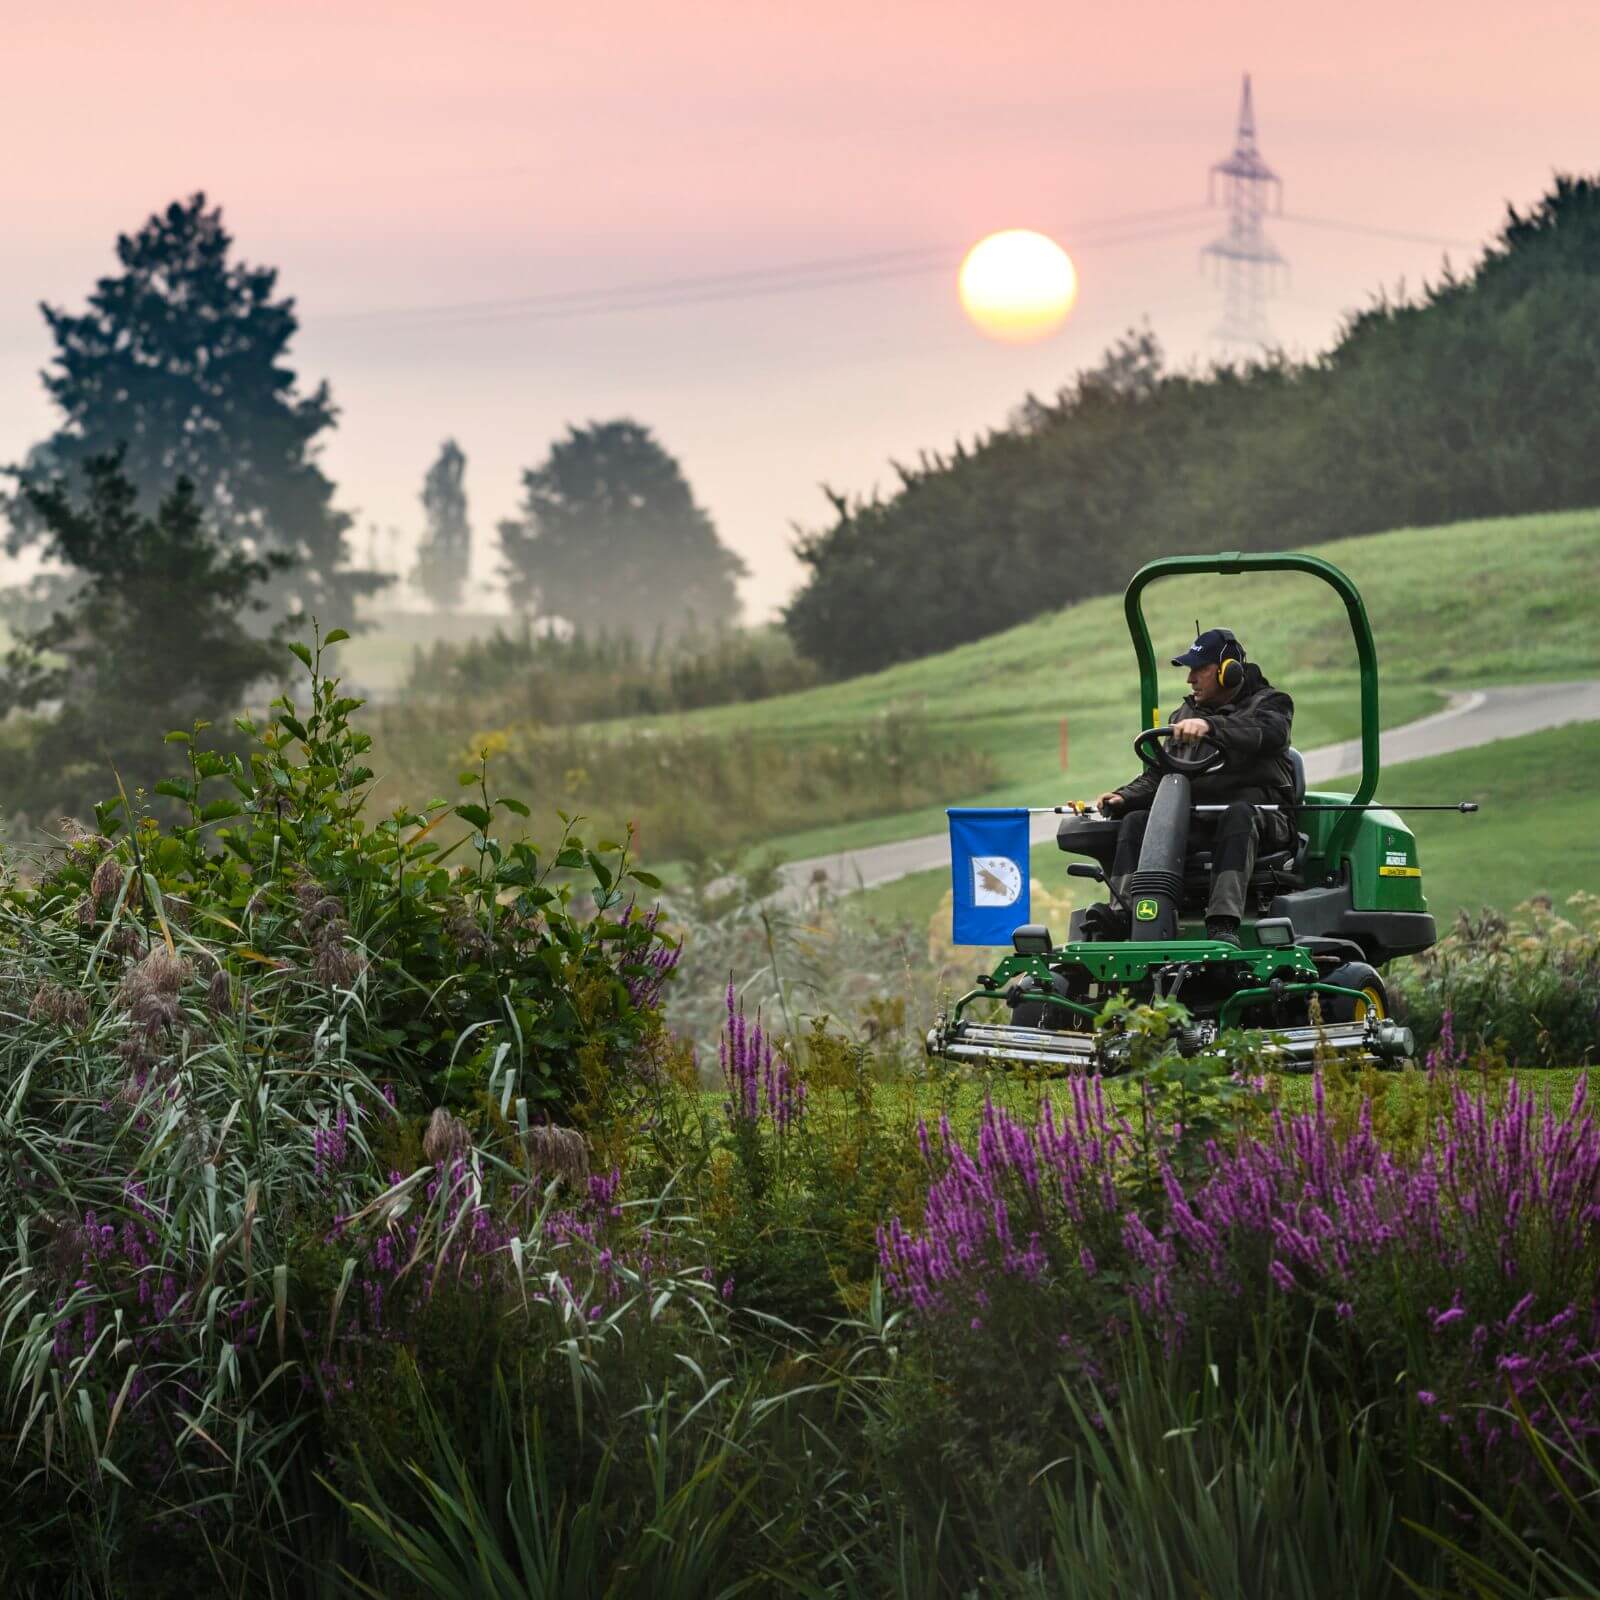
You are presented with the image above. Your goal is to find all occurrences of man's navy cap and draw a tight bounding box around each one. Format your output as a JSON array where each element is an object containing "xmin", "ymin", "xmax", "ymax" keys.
[{"xmin": 1171, "ymin": 628, "xmax": 1240, "ymax": 668}]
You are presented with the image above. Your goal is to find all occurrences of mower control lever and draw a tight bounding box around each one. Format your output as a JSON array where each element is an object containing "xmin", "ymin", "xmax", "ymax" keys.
[{"xmin": 1067, "ymin": 861, "xmax": 1135, "ymax": 919}]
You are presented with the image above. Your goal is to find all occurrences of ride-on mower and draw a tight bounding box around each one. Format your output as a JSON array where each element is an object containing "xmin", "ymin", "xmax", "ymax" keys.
[{"xmin": 927, "ymin": 551, "xmax": 1477, "ymax": 1073}]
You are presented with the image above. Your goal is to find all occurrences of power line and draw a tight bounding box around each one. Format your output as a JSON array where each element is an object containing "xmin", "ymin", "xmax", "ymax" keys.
[
  {"xmin": 401, "ymin": 218, "xmax": 1221, "ymax": 332},
  {"xmin": 308, "ymin": 204, "xmax": 1213, "ymax": 329},
  {"xmin": 301, "ymin": 203, "xmax": 1486, "ymax": 338},
  {"xmin": 1277, "ymin": 211, "xmax": 1476, "ymax": 251}
]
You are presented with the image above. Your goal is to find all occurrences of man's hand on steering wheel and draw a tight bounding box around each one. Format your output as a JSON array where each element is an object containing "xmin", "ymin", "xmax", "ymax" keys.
[{"xmin": 1133, "ymin": 724, "xmax": 1230, "ymax": 778}]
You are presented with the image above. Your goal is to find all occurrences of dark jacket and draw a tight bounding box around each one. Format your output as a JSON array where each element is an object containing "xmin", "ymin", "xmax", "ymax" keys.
[{"xmin": 1113, "ymin": 663, "xmax": 1295, "ymax": 812}]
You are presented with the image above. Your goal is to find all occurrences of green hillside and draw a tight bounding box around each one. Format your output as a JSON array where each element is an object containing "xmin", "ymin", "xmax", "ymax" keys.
[{"xmin": 600, "ymin": 509, "xmax": 1600, "ymax": 864}]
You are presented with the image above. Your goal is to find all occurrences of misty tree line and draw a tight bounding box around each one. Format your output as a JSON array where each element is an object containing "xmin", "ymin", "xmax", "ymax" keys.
[
  {"xmin": 10, "ymin": 173, "xmax": 1600, "ymax": 821},
  {"xmin": 0, "ymin": 194, "xmax": 746, "ymax": 821},
  {"xmin": 0, "ymin": 194, "xmax": 746, "ymax": 638}
]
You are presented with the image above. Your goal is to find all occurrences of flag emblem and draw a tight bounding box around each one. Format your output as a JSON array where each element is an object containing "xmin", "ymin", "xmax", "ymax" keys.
[
  {"xmin": 971, "ymin": 855, "xmax": 1023, "ymax": 907},
  {"xmin": 946, "ymin": 807, "xmax": 1031, "ymax": 945}
]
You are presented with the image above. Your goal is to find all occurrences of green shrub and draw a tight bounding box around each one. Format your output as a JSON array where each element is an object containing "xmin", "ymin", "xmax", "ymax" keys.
[
  {"xmin": 1392, "ymin": 894, "xmax": 1600, "ymax": 1066},
  {"xmin": 0, "ymin": 632, "xmax": 672, "ymax": 1595}
]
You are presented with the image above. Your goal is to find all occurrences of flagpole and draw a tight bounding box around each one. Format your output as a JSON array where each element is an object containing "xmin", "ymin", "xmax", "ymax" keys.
[{"xmin": 1026, "ymin": 802, "xmax": 1478, "ymax": 815}]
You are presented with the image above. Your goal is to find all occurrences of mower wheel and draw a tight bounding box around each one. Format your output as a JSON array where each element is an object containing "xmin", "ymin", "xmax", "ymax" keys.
[{"xmin": 1318, "ymin": 962, "xmax": 1388, "ymax": 1023}]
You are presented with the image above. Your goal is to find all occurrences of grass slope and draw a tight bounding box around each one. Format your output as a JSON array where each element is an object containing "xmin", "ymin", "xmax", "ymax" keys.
[
  {"xmin": 332, "ymin": 510, "xmax": 1600, "ymax": 867},
  {"xmin": 1326, "ymin": 721, "xmax": 1600, "ymax": 916},
  {"xmin": 655, "ymin": 509, "xmax": 1600, "ymax": 863},
  {"xmin": 849, "ymin": 720, "xmax": 1600, "ymax": 937}
]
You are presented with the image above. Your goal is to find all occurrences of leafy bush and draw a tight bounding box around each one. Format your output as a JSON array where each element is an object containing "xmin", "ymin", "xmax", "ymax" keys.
[
  {"xmin": 1392, "ymin": 893, "xmax": 1600, "ymax": 1066},
  {"xmin": 0, "ymin": 633, "xmax": 673, "ymax": 1594}
]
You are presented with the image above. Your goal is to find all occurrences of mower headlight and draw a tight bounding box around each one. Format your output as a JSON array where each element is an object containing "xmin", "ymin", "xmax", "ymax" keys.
[{"xmin": 1012, "ymin": 924, "xmax": 1054, "ymax": 956}]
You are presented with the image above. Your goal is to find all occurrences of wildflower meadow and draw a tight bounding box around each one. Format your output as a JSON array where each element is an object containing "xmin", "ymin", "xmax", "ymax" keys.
[{"xmin": 0, "ymin": 643, "xmax": 1596, "ymax": 1598}]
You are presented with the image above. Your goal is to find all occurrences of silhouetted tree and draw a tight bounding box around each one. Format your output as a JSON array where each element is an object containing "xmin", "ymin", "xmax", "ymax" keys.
[
  {"xmin": 498, "ymin": 420, "xmax": 745, "ymax": 638},
  {"xmin": 5, "ymin": 194, "xmax": 384, "ymax": 625},
  {"xmin": 0, "ymin": 452, "xmax": 288, "ymax": 818},
  {"xmin": 412, "ymin": 439, "xmax": 471, "ymax": 611}
]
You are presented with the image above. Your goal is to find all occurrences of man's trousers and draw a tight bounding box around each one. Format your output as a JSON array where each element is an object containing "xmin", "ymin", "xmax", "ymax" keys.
[{"xmin": 1109, "ymin": 800, "xmax": 1291, "ymax": 921}]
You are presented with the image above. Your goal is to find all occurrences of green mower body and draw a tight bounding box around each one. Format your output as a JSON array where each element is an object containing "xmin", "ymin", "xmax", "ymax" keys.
[{"xmin": 927, "ymin": 551, "xmax": 1436, "ymax": 1072}]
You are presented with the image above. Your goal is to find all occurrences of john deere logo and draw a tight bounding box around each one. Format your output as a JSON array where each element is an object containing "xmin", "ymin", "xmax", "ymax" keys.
[{"xmin": 1135, "ymin": 898, "xmax": 1159, "ymax": 921}]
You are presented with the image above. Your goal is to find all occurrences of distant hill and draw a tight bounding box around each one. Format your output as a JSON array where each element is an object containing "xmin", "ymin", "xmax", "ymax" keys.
[{"xmin": 785, "ymin": 175, "xmax": 1600, "ymax": 675}]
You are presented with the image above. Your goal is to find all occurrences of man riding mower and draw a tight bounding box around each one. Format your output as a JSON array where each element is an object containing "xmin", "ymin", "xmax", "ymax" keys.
[
  {"xmin": 925, "ymin": 550, "xmax": 1477, "ymax": 1074},
  {"xmin": 1088, "ymin": 626, "xmax": 1293, "ymax": 948}
]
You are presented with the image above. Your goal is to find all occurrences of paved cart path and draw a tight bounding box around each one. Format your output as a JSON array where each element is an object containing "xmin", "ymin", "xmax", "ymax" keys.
[{"xmin": 775, "ymin": 680, "xmax": 1600, "ymax": 900}]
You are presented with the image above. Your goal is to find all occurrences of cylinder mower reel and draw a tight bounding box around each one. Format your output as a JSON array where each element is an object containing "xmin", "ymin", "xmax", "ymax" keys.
[{"xmin": 924, "ymin": 549, "xmax": 1463, "ymax": 1076}]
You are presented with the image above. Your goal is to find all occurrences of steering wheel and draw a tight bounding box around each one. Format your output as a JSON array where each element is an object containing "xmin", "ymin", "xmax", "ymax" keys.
[{"xmin": 1133, "ymin": 724, "xmax": 1229, "ymax": 778}]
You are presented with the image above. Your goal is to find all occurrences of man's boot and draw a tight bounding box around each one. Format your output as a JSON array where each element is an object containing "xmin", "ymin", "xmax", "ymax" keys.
[
  {"xmin": 1205, "ymin": 915, "xmax": 1241, "ymax": 948},
  {"xmin": 1082, "ymin": 902, "xmax": 1131, "ymax": 942}
]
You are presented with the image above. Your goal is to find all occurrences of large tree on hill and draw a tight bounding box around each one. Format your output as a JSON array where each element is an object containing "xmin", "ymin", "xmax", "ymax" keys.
[
  {"xmin": 4, "ymin": 194, "xmax": 385, "ymax": 625},
  {"xmin": 498, "ymin": 420, "xmax": 745, "ymax": 637},
  {"xmin": 0, "ymin": 452, "xmax": 287, "ymax": 820},
  {"xmin": 411, "ymin": 439, "xmax": 472, "ymax": 611}
]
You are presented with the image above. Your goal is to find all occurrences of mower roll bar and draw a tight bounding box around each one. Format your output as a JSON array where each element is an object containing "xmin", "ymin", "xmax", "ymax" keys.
[{"xmin": 1124, "ymin": 551, "xmax": 1379, "ymax": 867}]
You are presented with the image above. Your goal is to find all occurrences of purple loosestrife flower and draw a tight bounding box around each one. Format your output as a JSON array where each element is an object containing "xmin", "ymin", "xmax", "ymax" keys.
[
  {"xmin": 621, "ymin": 907, "xmax": 681, "ymax": 1010},
  {"xmin": 880, "ymin": 1067, "xmax": 1600, "ymax": 1474},
  {"xmin": 720, "ymin": 984, "xmax": 804, "ymax": 1131},
  {"xmin": 313, "ymin": 1108, "xmax": 351, "ymax": 1181}
]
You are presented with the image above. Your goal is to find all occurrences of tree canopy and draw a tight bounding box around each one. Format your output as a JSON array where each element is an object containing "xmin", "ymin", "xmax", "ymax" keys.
[
  {"xmin": 6, "ymin": 193, "xmax": 384, "ymax": 625},
  {"xmin": 498, "ymin": 420, "xmax": 745, "ymax": 638},
  {"xmin": 0, "ymin": 453, "xmax": 287, "ymax": 820},
  {"xmin": 783, "ymin": 173, "xmax": 1600, "ymax": 677},
  {"xmin": 412, "ymin": 439, "xmax": 472, "ymax": 611}
]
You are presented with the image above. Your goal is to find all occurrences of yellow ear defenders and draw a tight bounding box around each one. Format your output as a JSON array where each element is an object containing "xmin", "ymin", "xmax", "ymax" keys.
[{"xmin": 1214, "ymin": 630, "xmax": 1245, "ymax": 690}]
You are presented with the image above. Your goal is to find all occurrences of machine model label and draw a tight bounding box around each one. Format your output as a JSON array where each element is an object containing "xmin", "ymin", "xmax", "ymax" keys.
[
  {"xmin": 1135, "ymin": 898, "xmax": 1159, "ymax": 921},
  {"xmin": 1379, "ymin": 865, "xmax": 1422, "ymax": 877},
  {"xmin": 971, "ymin": 856, "xmax": 1023, "ymax": 907}
]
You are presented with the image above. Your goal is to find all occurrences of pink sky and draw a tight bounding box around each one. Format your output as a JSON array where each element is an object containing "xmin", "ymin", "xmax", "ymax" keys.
[{"xmin": 3, "ymin": 0, "xmax": 1597, "ymax": 616}]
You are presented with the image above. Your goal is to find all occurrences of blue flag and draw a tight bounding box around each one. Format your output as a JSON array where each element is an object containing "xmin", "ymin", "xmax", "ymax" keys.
[{"xmin": 947, "ymin": 808, "xmax": 1031, "ymax": 946}]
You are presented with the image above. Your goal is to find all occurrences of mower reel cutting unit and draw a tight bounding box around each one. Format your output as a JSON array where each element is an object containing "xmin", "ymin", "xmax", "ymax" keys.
[{"xmin": 927, "ymin": 551, "xmax": 1469, "ymax": 1073}]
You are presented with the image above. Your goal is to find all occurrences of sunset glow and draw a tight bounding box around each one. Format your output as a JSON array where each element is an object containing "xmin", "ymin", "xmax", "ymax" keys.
[{"xmin": 958, "ymin": 230, "xmax": 1079, "ymax": 343}]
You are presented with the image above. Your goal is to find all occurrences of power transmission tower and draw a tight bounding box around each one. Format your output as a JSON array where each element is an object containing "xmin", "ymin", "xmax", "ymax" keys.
[{"xmin": 1202, "ymin": 74, "xmax": 1286, "ymax": 348}]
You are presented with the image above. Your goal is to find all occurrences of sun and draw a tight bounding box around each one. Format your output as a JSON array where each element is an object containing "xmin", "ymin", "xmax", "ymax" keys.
[{"xmin": 958, "ymin": 229, "xmax": 1078, "ymax": 344}]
